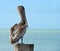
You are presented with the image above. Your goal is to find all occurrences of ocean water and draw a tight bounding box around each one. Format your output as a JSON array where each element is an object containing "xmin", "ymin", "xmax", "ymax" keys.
[{"xmin": 0, "ymin": 29, "xmax": 60, "ymax": 51}]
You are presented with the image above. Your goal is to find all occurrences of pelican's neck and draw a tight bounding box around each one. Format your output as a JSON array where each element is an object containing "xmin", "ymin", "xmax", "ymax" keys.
[
  {"xmin": 20, "ymin": 16, "xmax": 26, "ymax": 24},
  {"xmin": 18, "ymin": 8, "xmax": 27, "ymax": 25}
]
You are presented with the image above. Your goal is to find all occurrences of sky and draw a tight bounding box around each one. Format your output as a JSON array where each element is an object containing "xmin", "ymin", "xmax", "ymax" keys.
[{"xmin": 0, "ymin": 0, "xmax": 60, "ymax": 29}]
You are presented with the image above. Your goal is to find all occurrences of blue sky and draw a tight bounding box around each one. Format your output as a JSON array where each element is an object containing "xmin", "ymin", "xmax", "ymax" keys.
[{"xmin": 0, "ymin": 0, "xmax": 60, "ymax": 29}]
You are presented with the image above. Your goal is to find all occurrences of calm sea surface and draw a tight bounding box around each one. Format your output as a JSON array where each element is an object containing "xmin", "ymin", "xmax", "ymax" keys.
[{"xmin": 0, "ymin": 29, "xmax": 60, "ymax": 51}]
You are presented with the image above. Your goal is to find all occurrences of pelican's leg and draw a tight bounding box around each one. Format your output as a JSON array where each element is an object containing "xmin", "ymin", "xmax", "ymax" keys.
[
  {"xmin": 15, "ymin": 41, "xmax": 19, "ymax": 44},
  {"xmin": 21, "ymin": 36, "xmax": 23, "ymax": 44}
]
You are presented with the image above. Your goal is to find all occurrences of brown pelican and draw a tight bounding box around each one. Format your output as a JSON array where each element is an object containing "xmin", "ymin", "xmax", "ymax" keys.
[{"xmin": 10, "ymin": 6, "xmax": 28, "ymax": 44}]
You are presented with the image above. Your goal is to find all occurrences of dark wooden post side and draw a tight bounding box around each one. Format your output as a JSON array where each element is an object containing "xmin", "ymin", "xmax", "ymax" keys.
[{"xmin": 14, "ymin": 44, "xmax": 34, "ymax": 51}]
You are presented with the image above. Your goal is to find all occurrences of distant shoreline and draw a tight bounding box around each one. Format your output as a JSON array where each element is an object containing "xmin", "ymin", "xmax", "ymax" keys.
[{"xmin": 0, "ymin": 28, "xmax": 60, "ymax": 34}]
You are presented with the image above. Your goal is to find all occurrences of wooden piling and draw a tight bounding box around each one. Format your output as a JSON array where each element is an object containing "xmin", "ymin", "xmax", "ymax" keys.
[{"xmin": 14, "ymin": 44, "xmax": 34, "ymax": 51}]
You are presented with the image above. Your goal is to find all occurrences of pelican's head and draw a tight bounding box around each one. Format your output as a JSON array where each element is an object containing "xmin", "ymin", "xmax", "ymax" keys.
[{"xmin": 18, "ymin": 6, "xmax": 25, "ymax": 16}]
